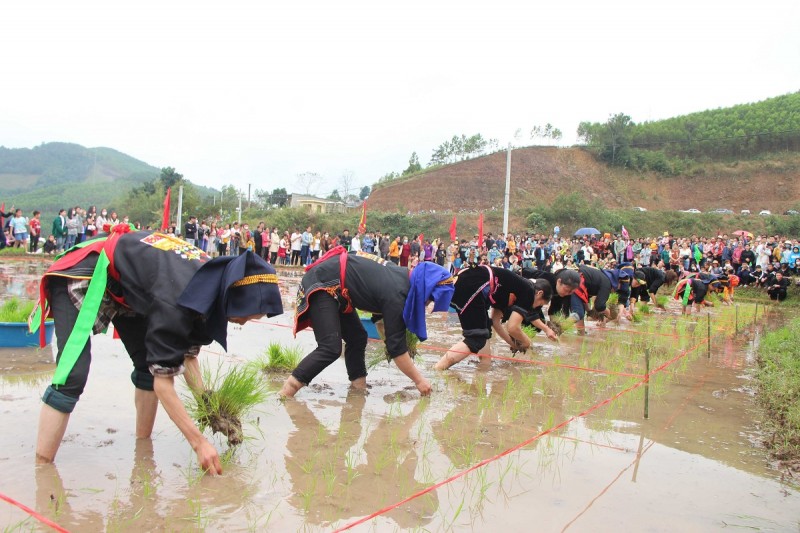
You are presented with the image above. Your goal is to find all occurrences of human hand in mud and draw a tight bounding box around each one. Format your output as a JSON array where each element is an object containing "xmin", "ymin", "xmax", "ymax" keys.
[
  {"xmin": 415, "ymin": 377, "xmax": 432, "ymax": 396},
  {"xmin": 510, "ymin": 339, "xmax": 527, "ymax": 356},
  {"xmin": 195, "ymin": 439, "xmax": 222, "ymax": 475}
]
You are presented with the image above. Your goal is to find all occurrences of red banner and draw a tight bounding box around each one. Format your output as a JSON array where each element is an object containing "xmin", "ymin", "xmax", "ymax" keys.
[
  {"xmin": 358, "ymin": 201, "xmax": 367, "ymax": 234},
  {"xmin": 477, "ymin": 213, "xmax": 484, "ymax": 249},
  {"xmin": 449, "ymin": 215, "xmax": 457, "ymax": 242},
  {"xmin": 161, "ymin": 187, "xmax": 171, "ymax": 230}
]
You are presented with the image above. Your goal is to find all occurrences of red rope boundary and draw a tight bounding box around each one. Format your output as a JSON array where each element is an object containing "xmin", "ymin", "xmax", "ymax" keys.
[
  {"xmin": 331, "ymin": 335, "xmax": 709, "ymax": 532},
  {"xmin": 0, "ymin": 491, "xmax": 70, "ymax": 533}
]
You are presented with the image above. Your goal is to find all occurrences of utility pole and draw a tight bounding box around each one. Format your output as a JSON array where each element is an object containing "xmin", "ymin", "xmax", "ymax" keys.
[
  {"xmin": 248, "ymin": 183, "xmax": 252, "ymax": 209},
  {"xmin": 177, "ymin": 186, "xmax": 184, "ymax": 236},
  {"xmin": 238, "ymin": 193, "xmax": 242, "ymax": 224},
  {"xmin": 503, "ymin": 142, "xmax": 511, "ymax": 235}
]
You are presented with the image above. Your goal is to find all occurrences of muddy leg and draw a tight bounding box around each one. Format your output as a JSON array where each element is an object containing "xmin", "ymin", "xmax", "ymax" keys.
[
  {"xmin": 434, "ymin": 341, "xmax": 473, "ymax": 370},
  {"xmin": 36, "ymin": 405, "xmax": 70, "ymax": 463},
  {"xmin": 135, "ymin": 389, "xmax": 159, "ymax": 438},
  {"xmin": 280, "ymin": 375, "xmax": 305, "ymax": 398}
]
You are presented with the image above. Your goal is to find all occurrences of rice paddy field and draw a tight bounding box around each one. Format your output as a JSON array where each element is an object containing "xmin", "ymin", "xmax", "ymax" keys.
[{"xmin": 0, "ymin": 261, "xmax": 798, "ymax": 532}]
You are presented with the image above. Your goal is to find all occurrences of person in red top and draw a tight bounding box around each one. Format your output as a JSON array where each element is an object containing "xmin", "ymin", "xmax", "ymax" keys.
[{"xmin": 29, "ymin": 210, "xmax": 42, "ymax": 253}]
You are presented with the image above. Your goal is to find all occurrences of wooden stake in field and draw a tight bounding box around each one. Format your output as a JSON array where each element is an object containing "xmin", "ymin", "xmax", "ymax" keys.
[
  {"xmin": 735, "ymin": 305, "xmax": 739, "ymax": 334},
  {"xmin": 707, "ymin": 313, "xmax": 712, "ymax": 359},
  {"xmin": 753, "ymin": 302, "xmax": 759, "ymax": 329}
]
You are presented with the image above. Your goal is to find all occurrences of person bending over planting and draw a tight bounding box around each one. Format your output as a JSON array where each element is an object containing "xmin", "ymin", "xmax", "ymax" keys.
[
  {"xmin": 673, "ymin": 273, "xmax": 724, "ymax": 314},
  {"xmin": 630, "ymin": 267, "xmax": 673, "ymax": 306},
  {"xmin": 434, "ymin": 265, "xmax": 552, "ymax": 371},
  {"xmin": 280, "ymin": 248, "xmax": 454, "ymax": 398},
  {"xmin": 519, "ymin": 268, "xmax": 582, "ymax": 339},
  {"xmin": 33, "ymin": 226, "xmax": 283, "ymax": 475},
  {"xmin": 547, "ymin": 264, "xmax": 618, "ymax": 331}
]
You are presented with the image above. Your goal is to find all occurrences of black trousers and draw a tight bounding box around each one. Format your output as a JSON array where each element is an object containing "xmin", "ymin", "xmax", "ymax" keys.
[
  {"xmin": 291, "ymin": 291, "xmax": 368, "ymax": 384},
  {"xmin": 45, "ymin": 278, "xmax": 156, "ymax": 408}
]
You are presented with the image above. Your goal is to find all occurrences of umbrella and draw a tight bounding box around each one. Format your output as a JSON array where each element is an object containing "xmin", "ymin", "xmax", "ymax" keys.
[
  {"xmin": 574, "ymin": 227, "xmax": 601, "ymax": 236},
  {"xmin": 732, "ymin": 230, "xmax": 753, "ymax": 238}
]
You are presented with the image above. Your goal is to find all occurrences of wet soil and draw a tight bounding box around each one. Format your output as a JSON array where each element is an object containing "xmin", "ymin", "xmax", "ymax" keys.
[{"xmin": 0, "ymin": 263, "xmax": 798, "ymax": 532}]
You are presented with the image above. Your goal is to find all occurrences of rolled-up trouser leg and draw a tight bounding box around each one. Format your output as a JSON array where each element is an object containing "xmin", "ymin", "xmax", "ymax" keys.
[
  {"xmin": 292, "ymin": 291, "xmax": 344, "ymax": 385},
  {"xmin": 42, "ymin": 277, "xmax": 92, "ymax": 414},
  {"xmin": 570, "ymin": 294, "xmax": 586, "ymax": 320}
]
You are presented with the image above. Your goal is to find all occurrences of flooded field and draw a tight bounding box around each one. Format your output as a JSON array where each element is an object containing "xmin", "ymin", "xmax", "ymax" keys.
[{"xmin": 1, "ymin": 260, "xmax": 798, "ymax": 532}]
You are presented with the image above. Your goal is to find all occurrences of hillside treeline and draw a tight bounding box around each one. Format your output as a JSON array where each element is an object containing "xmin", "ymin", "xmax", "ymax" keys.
[{"xmin": 578, "ymin": 92, "xmax": 800, "ymax": 174}]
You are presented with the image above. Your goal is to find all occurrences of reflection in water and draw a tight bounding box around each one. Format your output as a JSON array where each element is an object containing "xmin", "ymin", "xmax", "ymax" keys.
[
  {"xmin": 34, "ymin": 463, "xmax": 105, "ymax": 531},
  {"xmin": 0, "ymin": 260, "xmax": 795, "ymax": 531},
  {"xmin": 284, "ymin": 391, "xmax": 438, "ymax": 528}
]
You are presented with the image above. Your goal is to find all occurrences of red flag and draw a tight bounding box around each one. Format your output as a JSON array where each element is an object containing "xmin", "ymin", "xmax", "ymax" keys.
[
  {"xmin": 449, "ymin": 215, "xmax": 457, "ymax": 242},
  {"xmin": 418, "ymin": 233, "xmax": 424, "ymax": 244},
  {"xmin": 358, "ymin": 200, "xmax": 367, "ymax": 234},
  {"xmin": 621, "ymin": 225, "xmax": 629, "ymax": 240},
  {"xmin": 161, "ymin": 187, "xmax": 171, "ymax": 230},
  {"xmin": 477, "ymin": 213, "xmax": 484, "ymax": 249},
  {"xmin": 0, "ymin": 202, "xmax": 4, "ymax": 229}
]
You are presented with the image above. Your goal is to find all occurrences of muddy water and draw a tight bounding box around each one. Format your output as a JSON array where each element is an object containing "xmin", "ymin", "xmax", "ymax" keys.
[{"xmin": 0, "ymin": 262, "xmax": 798, "ymax": 532}]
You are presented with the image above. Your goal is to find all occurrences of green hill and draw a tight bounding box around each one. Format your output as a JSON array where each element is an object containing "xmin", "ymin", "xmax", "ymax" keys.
[{"xmin": 0, "ymin": 142, "xmax": 161, "ymax": 213}]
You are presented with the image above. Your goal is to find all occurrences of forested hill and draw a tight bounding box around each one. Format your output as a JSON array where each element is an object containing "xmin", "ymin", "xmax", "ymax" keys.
[
  {"xmin": 0, "ymin": 142, "xmax": 160, "ymax": 213},
  {"xmin": 577, "ymin": 91, "xmax": 800, "ymax": 173},
  {"xmin": 368, "ymin": 92, "xmax": 800, "ymax": 214}
]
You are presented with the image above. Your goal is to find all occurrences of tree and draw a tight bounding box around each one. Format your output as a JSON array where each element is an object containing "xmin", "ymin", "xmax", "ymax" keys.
[
  {"xmin": 159, "ymin": 167, "xmax": 183, "ymax": 189},
  {"xmin": 328, "ymin": 189, "xmax": 341, "ymax": 201},
  {"xmin": 296, "ymin": 172, "xmax": 323, "ymax": 195},
  {"xmin": 339, "ymin": 170, "xmax": 355, "ymax": 200},
  {"xmin": 403, "ymin": 152, "xmax": 422, "ymax": 175},
  {"xmin": 530, "ymin": 123, "xmax": 563, "ymax": 144},
  {"xmin": 269, "ymin": 187, "xmax": 288, "ymax": 207},
  {"xmin": 359, "ymin": 185, "xmax": 370, "ymax": 200}
]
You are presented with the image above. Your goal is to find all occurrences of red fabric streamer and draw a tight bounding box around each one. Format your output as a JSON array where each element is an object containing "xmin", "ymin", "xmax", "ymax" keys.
[
  {"xmin": 449, "ymin": 215, "xmax": 457, "ymax": 242},
  {"xmin": 477, "ymin": 213, "xmax": 484, "ymax": 249},
  {"xmin": 161, "ymin": 187, "xmax": 171, "ymax": 231},
  {"xmin": 358, "ymin": 201, "xmax": 367, "ymax": 234}
]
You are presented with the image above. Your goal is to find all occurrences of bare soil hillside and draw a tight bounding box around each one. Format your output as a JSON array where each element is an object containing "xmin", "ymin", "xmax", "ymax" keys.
[{"xmin": 367, "ymin": 147, "xmax": 800, "ymax": 213}]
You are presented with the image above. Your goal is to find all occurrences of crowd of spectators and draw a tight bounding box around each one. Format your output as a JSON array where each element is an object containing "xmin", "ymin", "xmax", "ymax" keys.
[{"xmin": 2, "ymin": 204, "xmax": 797, "ymax": 302}]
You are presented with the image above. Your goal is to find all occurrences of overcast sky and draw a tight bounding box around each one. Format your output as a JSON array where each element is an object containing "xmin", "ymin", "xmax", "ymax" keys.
[{"xmin": 1, "ymin": 0, "xmax": 798, "ymax": 197}]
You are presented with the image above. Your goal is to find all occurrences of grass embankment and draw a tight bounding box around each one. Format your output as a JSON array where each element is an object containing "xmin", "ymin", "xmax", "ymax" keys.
[{"xmin": 756, "ymin": 317, "xmax": 800, "ymax": 471}]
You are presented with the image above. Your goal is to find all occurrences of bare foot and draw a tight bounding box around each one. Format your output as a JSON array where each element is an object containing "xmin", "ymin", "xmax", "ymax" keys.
[{"xmin": 350, "ymin": 377, "xmax": 368, "ymax": 389}]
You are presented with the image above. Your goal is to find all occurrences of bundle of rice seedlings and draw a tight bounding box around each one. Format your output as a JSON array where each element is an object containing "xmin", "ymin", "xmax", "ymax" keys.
[
  {"xmin": 521, "ymin": 324, "xmax": 539, "ymax": 339},
  {"xmin": 253, "ymin": 342, "xmax": 303, "ymax": 373},
  {"xmin": 382, "ymin": 329, "xmax": 419, "ymax": 359},
  {"xmin": 186, "ymin": 363, "xmax": 269, "ymax": 447},
  {"xmin": 607, "ymin": 292, "xmax": 619, "ymax": 307},
  {"xmin": 630, "ymin": 310, "xmax": 643, "ymax": 323},
  {"xmin": 547, "ymin": 314, "xmax": 576, "ymax": 336},
  {"xmin": 636, "ymin": 302, "xmax": 652, "ymax": 315},
  {"xmin": 655, "ymin": 295, "xmax": 669, "ymax": 309},
  {"xmin": 0, "ymin": 298, "xmax": 35, "ymax": 322}
]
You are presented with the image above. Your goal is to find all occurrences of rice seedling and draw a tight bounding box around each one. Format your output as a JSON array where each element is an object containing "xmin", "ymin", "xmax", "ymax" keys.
[
  {"xmin": 655, "ymin": 294, "xmax": 669, "ymax": 309},
  {"xmin": 250, "ymin": 342, "xmax": 303, "ymax": 373},
  {"xmin": 636, "ymin": 302, "xmax": 652, "ymax": 315},
  {"xmin": 369, "ymin": 329, "xmax": 420, "ymax": 366},
  {"xmin": 0, "ymin": 297, "xmax": 35, "ymax": 322},
  {"xmin": 521, "ymin": 324, "xmax": 539, "ymax": 339},
  {"xmin": 185, "ymin": 362, "xmax": 270, "ymax": 447},
  {"xmin": 547, "ymin": 314, "xmax": 576, "ymax": 336}
]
